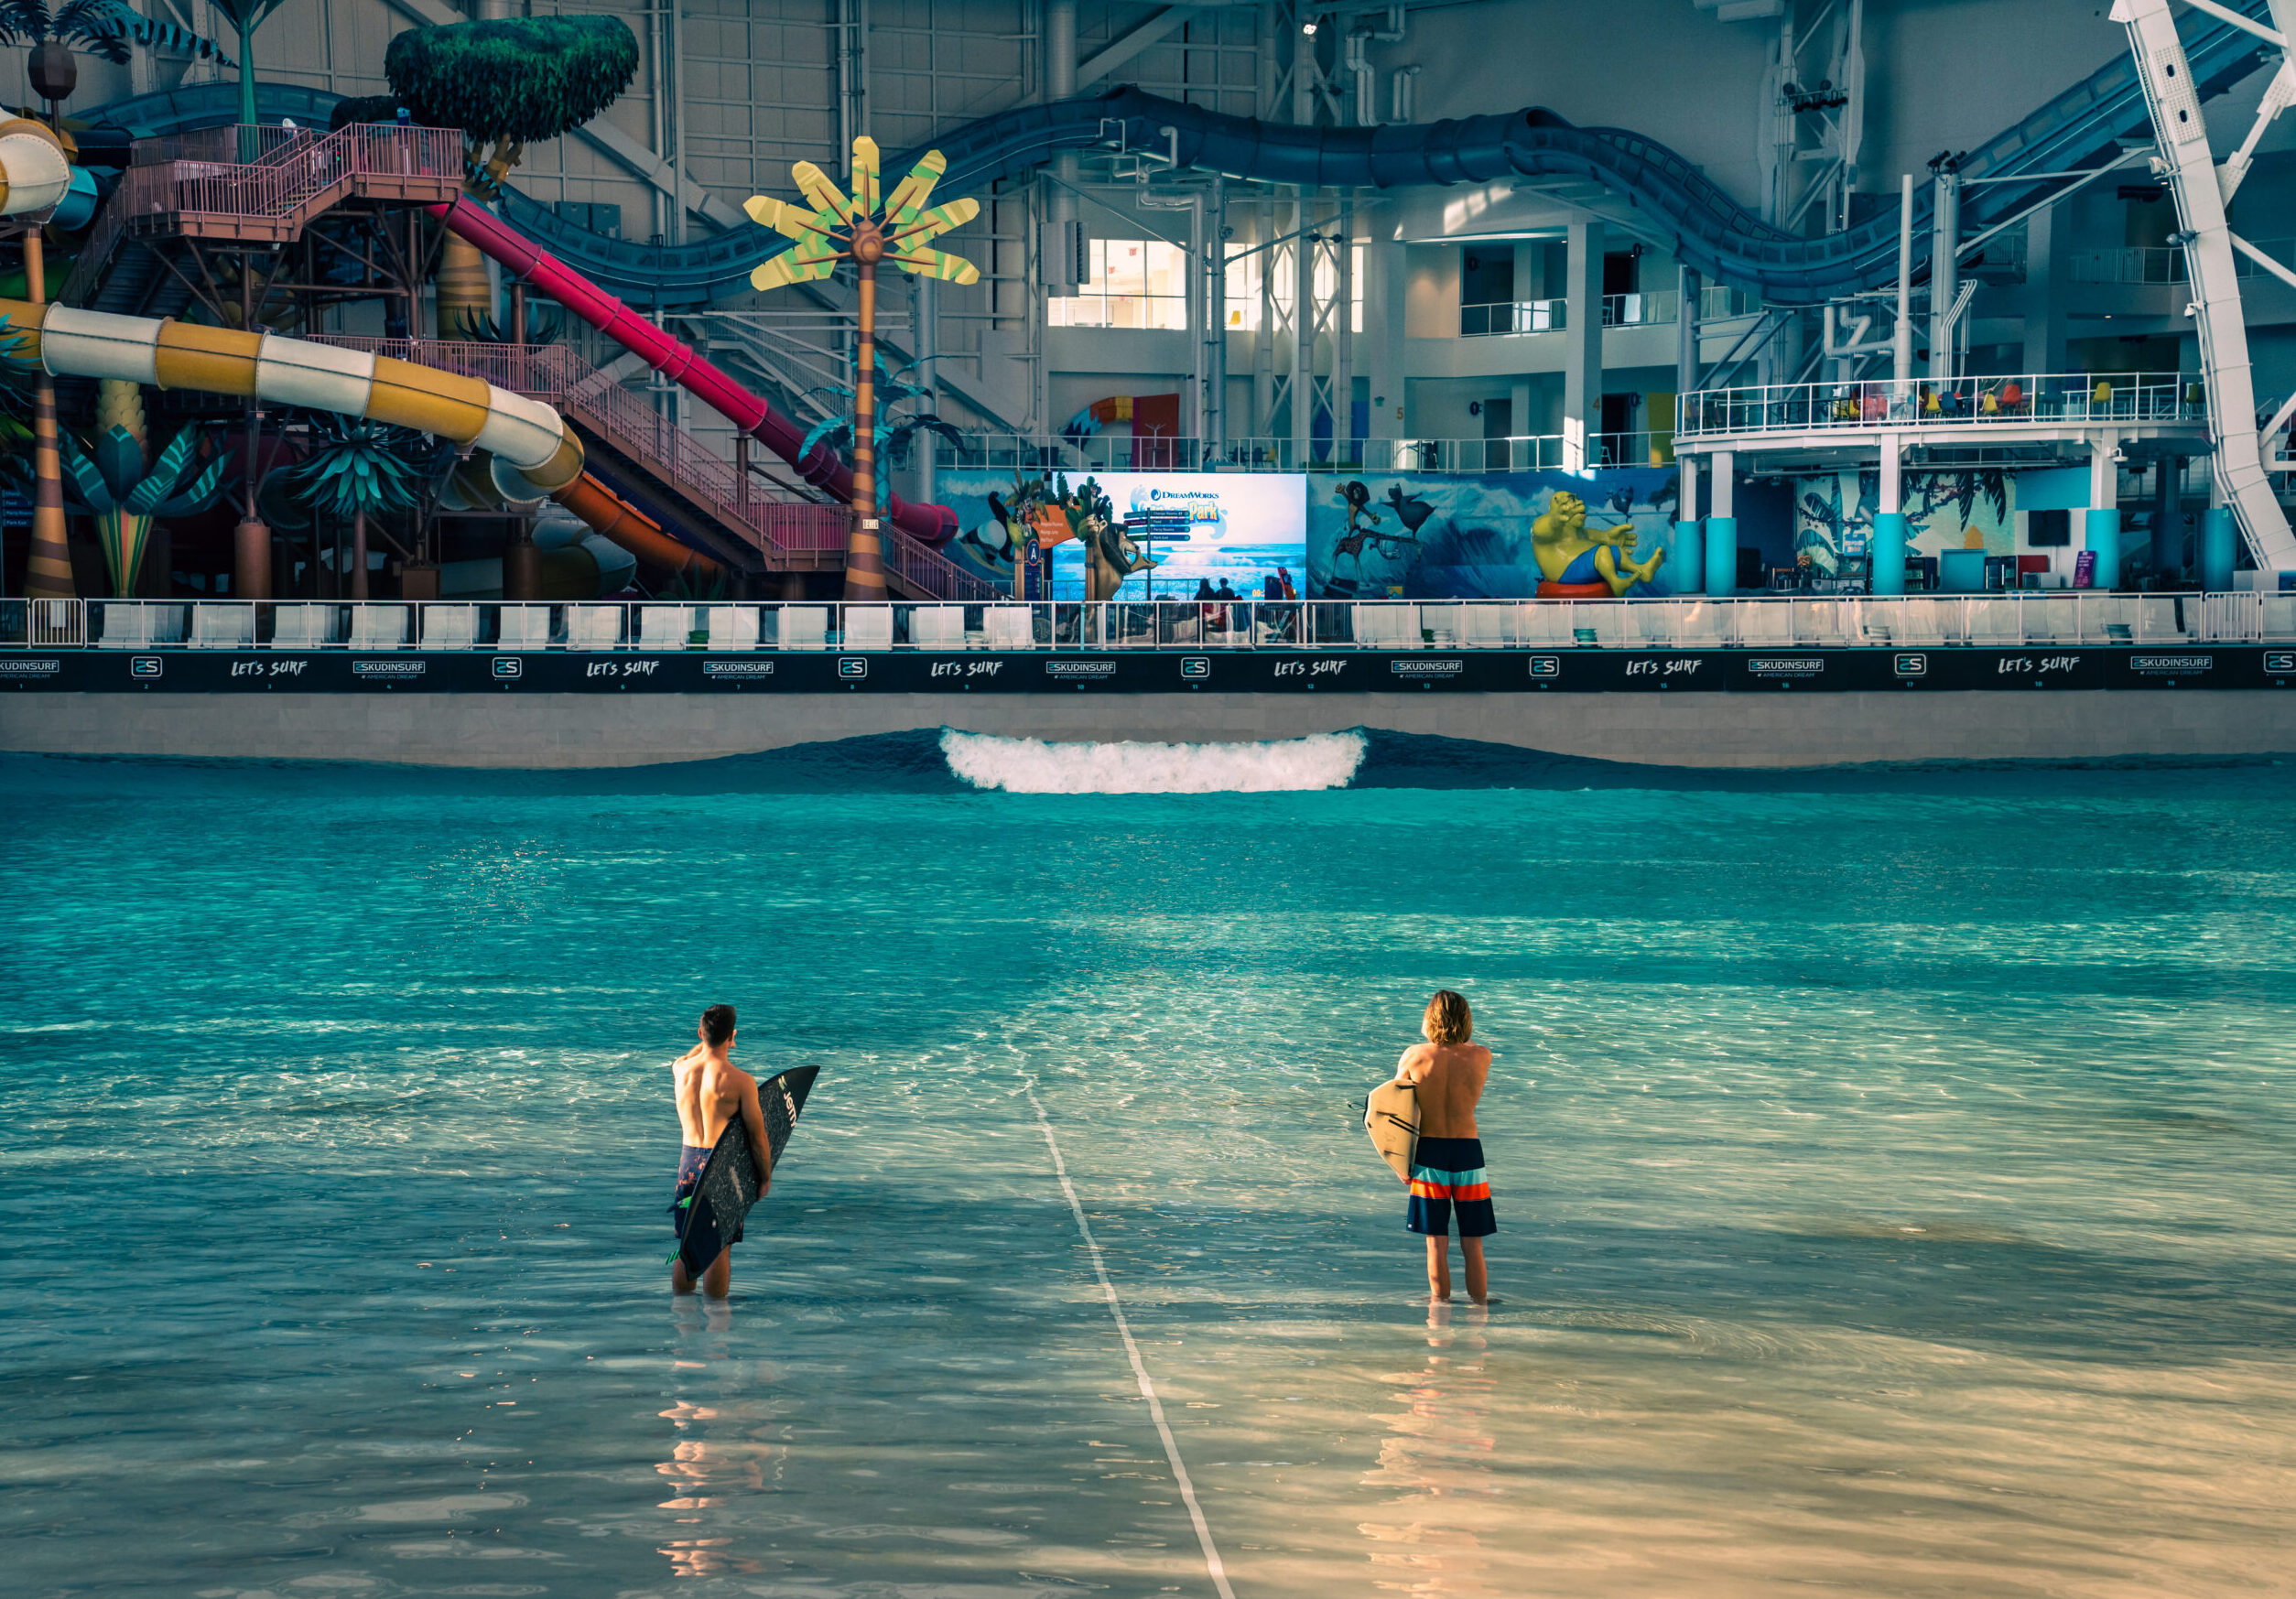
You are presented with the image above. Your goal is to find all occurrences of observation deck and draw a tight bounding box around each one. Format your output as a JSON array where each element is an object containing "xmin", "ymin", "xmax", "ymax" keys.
[{"xmin": 1673, "ymin": 372, "xmax": 2213, "ymax": 469}]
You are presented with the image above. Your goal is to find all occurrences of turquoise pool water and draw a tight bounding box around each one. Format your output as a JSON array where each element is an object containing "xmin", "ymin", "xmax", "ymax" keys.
[{"xmin": 4, "ymin": 737, "xmax": 2293, "ymax": 1598}]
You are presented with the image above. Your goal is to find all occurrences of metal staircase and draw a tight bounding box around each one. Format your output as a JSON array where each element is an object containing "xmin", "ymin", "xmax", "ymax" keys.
[
  {"xmin": 313, "ymin": 337, "xmax": 994, "ymax": 600},
  {"xmin": 59, "ymin": 123, "xmax": 465, "ymax": 314}
]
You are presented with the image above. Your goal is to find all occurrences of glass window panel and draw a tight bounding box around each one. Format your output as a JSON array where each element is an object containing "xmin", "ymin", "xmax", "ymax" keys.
[{"xmin": 1104, "ymin": 240, "xmax": 1148, "ymax": 295}]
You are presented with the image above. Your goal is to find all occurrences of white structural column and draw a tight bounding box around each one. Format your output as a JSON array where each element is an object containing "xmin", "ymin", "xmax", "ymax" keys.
[
  {"xmin": 1562, "ymin": 216, "xmax": 1603, "ymax": 471},
  {"xmin": 1045, "ymin": 0, "xmax": 1081, "ymax": 291},
  {"xmin": 1926, "ymin": 167, "xmax": 1959, "ymax": 384},
  {"xmin": 913, "ymin": 274, "xmax": 937, "ymax": 505},
  {"xmin": 1366, "ymin": 224, "xmax": 1406, "ymax": 448},
  {"xmin": 2111, "ymin": 0, "xmax": 2296, "ymax": 573},
  {"xmin": 1292, "ymin": 192, "xmax": 1314, "ymax": 463}
]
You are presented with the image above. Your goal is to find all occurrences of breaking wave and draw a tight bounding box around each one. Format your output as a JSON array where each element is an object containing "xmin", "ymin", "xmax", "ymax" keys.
[{"xmin": 939, "ymin": 729, "xmax": 1367, "ymax": 793}]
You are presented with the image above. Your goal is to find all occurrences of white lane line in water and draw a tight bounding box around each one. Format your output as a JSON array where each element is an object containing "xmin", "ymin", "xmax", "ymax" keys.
[{"xmin": 1025, "ymin": 1083, "xmax": 1238, "ymax": 1599}]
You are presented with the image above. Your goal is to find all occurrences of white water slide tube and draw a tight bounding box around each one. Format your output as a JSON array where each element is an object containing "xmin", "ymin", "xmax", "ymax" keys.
[
  {"xmin": 0, "ymin": 117, "xmax": 73, "ymax": 218},
  {"xmin": 0, "ymin": 297, "xmax": 586, "ymax": 501}
]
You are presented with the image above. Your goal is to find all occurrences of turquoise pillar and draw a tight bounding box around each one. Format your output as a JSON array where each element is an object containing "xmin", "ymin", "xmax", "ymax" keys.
[
  {"xmin": 2202, "ymin": 506, "xmax": 2236, "ymax": 591},
  {"xmin": 1704, "ymin": 516, "xmax": 1738, "ymax": 596},
  {"xmin": 2084, "ymin": 509, "xmax": 2121, "ymax": 590},
  {"xmin": 1871, "ymin": 512, "xmax": 1909, "ymax": 595},
  {"xmin": 1673, "ymin": 519, "xmax": 1704, "ymax": 594}
]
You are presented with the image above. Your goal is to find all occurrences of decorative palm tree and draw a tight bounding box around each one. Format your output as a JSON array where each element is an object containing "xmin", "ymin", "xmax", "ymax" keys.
[
  {"xmin": 267, "ymin": 416, "xmax": 435, "ymax": 600},
  {"xmin": 745, "ymin": 137, "xmax": 979, "ymax": 600},
  {"xmin": 384, "ymin": 16, "xmax": 639, "ymax": 336},
  {"xmin": 192, "ymin": 0, "xmax": 284, "ymax": 133},
  {"xmin": 57, "ymin": 381, "xmax": 229, "ymax": 596},
  {"xmin": 0, "ymin": 1, "xmax": 231, "ymax": 115}
]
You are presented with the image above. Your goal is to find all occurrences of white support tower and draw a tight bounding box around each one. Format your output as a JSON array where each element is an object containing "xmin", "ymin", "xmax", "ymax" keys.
[{"xmin": 2111, "ymin": 0, "xmax": 2296, "ymax": 572}]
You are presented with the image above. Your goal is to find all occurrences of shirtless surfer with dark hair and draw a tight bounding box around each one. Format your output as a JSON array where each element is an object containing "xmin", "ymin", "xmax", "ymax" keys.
[{"xmin": 670, "ymin": 1004, "xmax": 772, "ymax": 1298}]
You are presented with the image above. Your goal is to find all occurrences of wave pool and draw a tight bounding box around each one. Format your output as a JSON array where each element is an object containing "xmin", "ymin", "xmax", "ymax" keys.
[{"xmin": 3, "ymin": 736, "xmax": 2292, "ymax": 1597}]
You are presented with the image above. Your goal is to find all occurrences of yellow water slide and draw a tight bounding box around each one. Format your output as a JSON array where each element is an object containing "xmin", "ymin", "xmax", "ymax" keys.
[
  {"xmin": 0, "ymin": 297, "xmax": 732, "ymax": 591},
  {"xmin": 0, "ymin": 298, "xmax": 587, "ymax": 502}
]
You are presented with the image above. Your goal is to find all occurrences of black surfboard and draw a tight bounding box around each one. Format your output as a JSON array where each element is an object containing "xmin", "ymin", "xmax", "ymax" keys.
[{"xmin": 670, "ymin": 1064, "xmax": 818, "ymax": 1280}]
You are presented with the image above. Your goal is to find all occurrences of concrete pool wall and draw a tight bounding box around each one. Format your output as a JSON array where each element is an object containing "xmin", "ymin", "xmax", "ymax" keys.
[{"xmin": 9, "ymin": 684, "xmax": 2296, "ymax": 768}]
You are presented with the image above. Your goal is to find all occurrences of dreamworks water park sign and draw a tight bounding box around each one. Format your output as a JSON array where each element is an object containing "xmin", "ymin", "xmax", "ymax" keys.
[{"xmin": 939, "ymin": 471, "xmax": 1307, "ymax": 598}]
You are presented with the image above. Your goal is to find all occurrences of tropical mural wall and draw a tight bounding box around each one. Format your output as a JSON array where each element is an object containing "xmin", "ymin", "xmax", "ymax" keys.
[{"xmin": 1792, "ymin": 470, "xmax": 2015, "ymax": 576}]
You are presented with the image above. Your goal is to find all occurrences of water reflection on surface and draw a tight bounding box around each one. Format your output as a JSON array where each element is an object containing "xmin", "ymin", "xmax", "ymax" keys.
[{"xmin": 1359, "ymin": 1302, "xmax": 1499, "ymax": 1599}]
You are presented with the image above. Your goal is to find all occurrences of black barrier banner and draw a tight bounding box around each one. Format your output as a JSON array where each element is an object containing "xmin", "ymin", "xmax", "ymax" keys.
[{"xmin": 6, "ymin": 648, "xmax": 2291, "ymax": 695}]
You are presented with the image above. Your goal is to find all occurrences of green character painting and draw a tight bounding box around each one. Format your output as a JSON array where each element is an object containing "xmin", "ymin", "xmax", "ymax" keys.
[{"xmin": 1532, "ymin": 489, "xmax": 1664, "ymax": 596}]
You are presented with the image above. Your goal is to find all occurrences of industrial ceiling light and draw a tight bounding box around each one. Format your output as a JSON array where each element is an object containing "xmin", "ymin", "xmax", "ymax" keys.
[{"xmin": 1303, "ymin": 17, "xmax": 1318, "ymax": 34}]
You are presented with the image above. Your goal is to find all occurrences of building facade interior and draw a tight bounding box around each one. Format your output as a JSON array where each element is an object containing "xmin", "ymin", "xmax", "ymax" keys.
[{"xmin": 2, "ymin": 0, "xmax": 2293, "ymax": 611}]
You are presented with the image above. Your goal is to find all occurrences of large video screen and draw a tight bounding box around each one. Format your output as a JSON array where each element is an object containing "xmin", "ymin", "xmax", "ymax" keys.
[{"xmin": 936, "ymin": 470, "xmax": 1308, "ymax": 600}]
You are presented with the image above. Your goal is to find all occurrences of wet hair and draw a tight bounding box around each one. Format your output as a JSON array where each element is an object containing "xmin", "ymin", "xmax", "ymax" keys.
[
  {"xmin": 700, "ymin": 1004, "xmax": 736, "ymax": 1046},
  {"xmin": 1424, "ymin": 989, "xmax": 1472, "ymax": 1045}
]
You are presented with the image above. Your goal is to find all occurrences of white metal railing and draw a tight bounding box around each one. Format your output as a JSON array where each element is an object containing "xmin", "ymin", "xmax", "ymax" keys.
[
  {"xmin": 945, "ymin": 431, "xmax": 1670, "ymax": 474},
  {"xmin": 2068, "ymin": 236, "xmax": 2296, "ymax": 286},
  {"xmin": 1678, "ymin": 372, "xmax": 2205, "ymax": 438},
  {"xmin": 1458, "ymin": 285, "xmax": 1761, "ymax": 339},
  {"xmin": 6, "ymin": 593, "xmax": 2291, "ymax": 654}
]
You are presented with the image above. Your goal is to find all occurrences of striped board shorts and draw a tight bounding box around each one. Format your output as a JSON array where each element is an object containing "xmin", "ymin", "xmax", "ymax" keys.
[{"xmin": 1405, "ymin": 1135, "xmax": 1496, "ymax": 1237}]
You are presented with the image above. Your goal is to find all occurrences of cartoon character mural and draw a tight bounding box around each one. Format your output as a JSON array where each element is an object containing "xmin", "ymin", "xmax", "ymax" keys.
[
  {"xmin": 1305, "ymin": 468, "xmax": 1682, "ymax": 599},
  {"xmin": 1045, "ymin": 473, "xmax": 1159, "ymax": 601},
  {"xmin": 1329, "ymin": 480, "xmax": 1423, "ymax": 583},
  {"xmin": 1532, "ymin": 490, "xmax": 1665, "ymax": 596},
  {"xmin": 944, "ymin": 471, "xmax": 1158, "ymax": 600}
]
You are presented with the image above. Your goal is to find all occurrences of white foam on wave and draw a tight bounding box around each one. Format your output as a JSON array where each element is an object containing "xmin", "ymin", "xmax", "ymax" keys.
[{"xmin": 940, "ymin": 729, "xmax": 1366, "ymax": 794}]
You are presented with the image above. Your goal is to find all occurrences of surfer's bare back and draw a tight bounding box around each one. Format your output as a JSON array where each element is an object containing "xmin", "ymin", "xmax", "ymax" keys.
[
  {"xmin": 669, "ymin": 1004, "xmax": 772, "ymax": 1298},
  {"xmin": 1396, "ymin": 989, "xmax": 1495, "ymax": 1304}
]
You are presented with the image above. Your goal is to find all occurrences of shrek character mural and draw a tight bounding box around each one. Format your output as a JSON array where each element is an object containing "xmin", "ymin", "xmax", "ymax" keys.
[{"xmin": 1532, "ymin": 489, "xmax": 1664, "ymax": 596}]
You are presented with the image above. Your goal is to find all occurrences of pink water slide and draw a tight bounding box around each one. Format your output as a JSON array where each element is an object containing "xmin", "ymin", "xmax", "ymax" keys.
[{"xmin": 428, "ymin": 197, "xmax": 960, "ymax": 546}]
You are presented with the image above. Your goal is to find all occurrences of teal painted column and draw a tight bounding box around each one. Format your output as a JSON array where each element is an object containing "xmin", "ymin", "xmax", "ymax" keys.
[
  {"xmin": 2202, "ymin": 506, "xmax": 2236, "ymax": 591},
  {"xmin": 2085, "ymin": 509, "xmax": 2122, "ymax": 590},
  {"xmin": 1705, "ymin": 516, "xmax": 1738, "ymax": 596},
  {"xmin": 1673, "ymin": 519, "xmax": 1704, "ymax": 594},
  {"xmin": 1871, "ymin": 512, "xmax": 1909, "ymax": 595}
]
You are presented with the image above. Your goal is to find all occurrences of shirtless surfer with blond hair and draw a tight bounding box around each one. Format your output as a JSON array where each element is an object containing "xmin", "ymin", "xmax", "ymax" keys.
[
  {"xmin": 1394, "ymin": 989, "xmax": 1495, "ymax": 1302},
  {"xmin": 669, "ymin": 1003, "xmax": 772, "ymax": 1298}
]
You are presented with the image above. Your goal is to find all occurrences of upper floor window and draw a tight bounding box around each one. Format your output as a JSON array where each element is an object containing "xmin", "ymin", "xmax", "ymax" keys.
[{"xmin": 1048, "ymin": 239, "xmax": 1188, "ymax": 330}]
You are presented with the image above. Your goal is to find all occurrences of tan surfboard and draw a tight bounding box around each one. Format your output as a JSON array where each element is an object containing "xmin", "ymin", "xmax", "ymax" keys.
[{"xmin": 1364, "ymin": 1078, "xmax": 1419, "ymax": 1183}]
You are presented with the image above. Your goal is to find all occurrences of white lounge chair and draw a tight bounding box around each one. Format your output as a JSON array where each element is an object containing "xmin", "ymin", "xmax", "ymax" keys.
[
  {"xmin": 97, "ymin": 603, "xmax": 174, "ymax": 647},
  {"xmin": 777, "ymin": 606, "xmax": 830, "ymax": 651},
  {"xmin": 843, "ymin": 607, "xmax": 893, "ymax": 649},
  {"xmin": 1457, "ymin": 603, "xmax": 1514, "ymax": 646},
  {"xmin": 706, "ymin": 606, "xmax": 762, "ymax": 650},
  {"xmin": 420, "ymin": 605, "xmax": 477, "ymax": 649},
  {"xmin": 270, "ymin": 603, "xmax": 338, "ymax": 648},
  {"xmin": 909, "ymin": 606, "xmax": 966, "ymax": 649},
  {"xmin": 190, "ymin": 603, "xmax": 254, "ymax": 649},
  {"xmin": 638, "ymin": 606, "xmax": 693, "ymax": 651},
  {"xmin": 496, "ymin": 605, "xmax": 554, "ymax": 649},
  {"xmin": 348, "ymin": 605, "xmax": 409, "ymax": 649},
  {"xmin": 566, "ymin": 604, "xmax": 626, "ymax": 650},
  {"xmin": 1354, "ymin": 603, "xmax": 1419, "ymax": 646},
  {"xmin": 981, "ymin": 605, "xmax": 1034, "ymax": 650}
]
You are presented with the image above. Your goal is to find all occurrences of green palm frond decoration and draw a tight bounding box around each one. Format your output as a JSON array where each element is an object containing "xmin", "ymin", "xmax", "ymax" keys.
[
  {"xmin": 744, "ymin": 139, "xmax": 981, "ymax": 296},
  {"xmin": 58, "ymin": 400, "xmax": 231, "ymax": 595},
  {"xmin": 269, "ymin": 415, "xmax": 437, "ymax": 526},
  {"xmin": 0, "ymin": 1, "xmax": 231, "ymax": 65}
]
